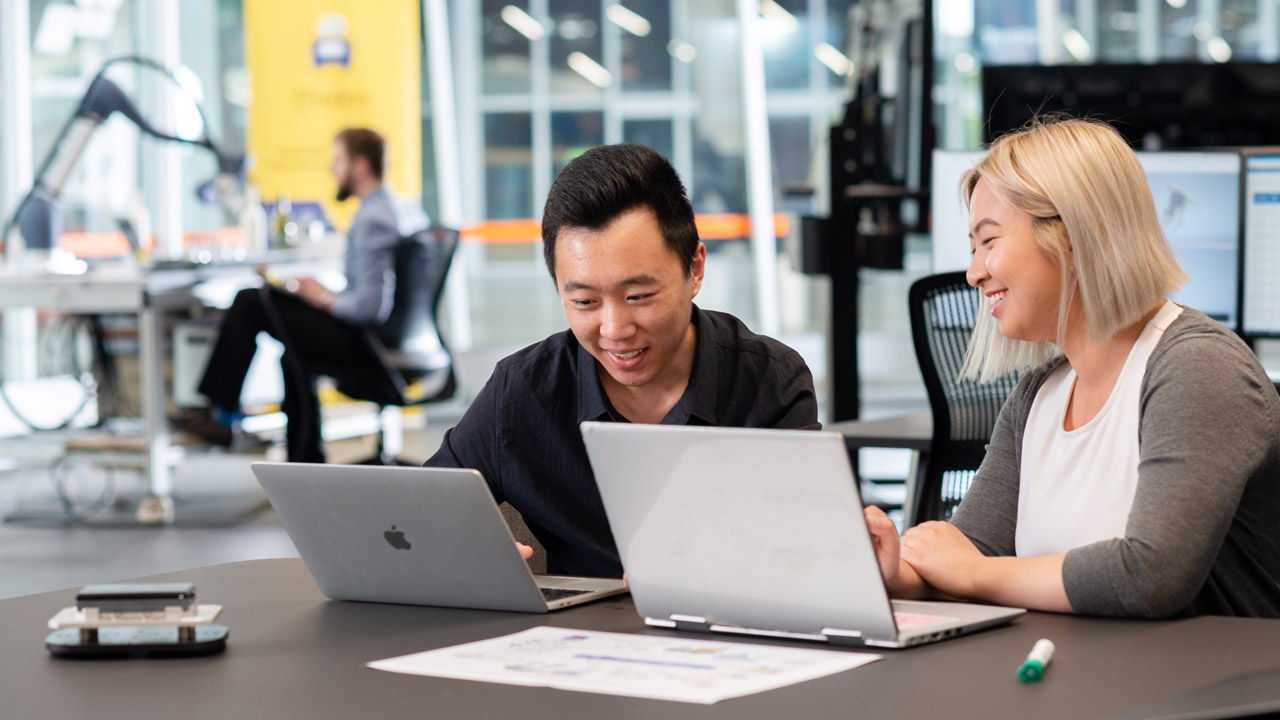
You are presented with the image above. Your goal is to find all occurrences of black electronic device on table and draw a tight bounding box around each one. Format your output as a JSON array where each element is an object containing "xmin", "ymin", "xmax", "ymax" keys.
[{"xmin": 45, "ymin": 582, "xmax": 228, "ymax": 658}]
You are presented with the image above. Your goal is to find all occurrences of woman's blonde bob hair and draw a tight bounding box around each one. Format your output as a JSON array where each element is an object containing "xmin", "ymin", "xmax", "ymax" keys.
[{"xmin": 960, "ymin": 116, "xmax": 1187, "ymax": 383}]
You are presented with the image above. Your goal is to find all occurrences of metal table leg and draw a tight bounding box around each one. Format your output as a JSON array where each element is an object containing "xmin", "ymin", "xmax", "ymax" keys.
[{"xmin": 136, "ymin": 306, "xmax": 174, "ymax": 524}]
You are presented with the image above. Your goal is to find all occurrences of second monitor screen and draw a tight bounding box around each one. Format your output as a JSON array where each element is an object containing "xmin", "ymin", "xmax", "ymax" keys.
[{"xmin": 1139, "ymin": 152, "xmax": 1241, "ymax": 330}]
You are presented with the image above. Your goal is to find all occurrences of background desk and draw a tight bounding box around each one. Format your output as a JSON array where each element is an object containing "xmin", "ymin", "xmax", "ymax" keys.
[
  {"xmin": 0, "ymin": 264, "xmax": 214, "ymax": 510},
  {"xmin": 4, "ymin": 558, "xmax": 1280, "ymax": 719},
  {"xmin": 828, "ymin": 411, "xmax": 933, "ymax": 452},
  {"xmin": 829, "ymin": 411, "xmax": 933, "ymax": 521},
  {"xmin": 0, "ymin": 256, "xmax": 335, "ymax": 522}
]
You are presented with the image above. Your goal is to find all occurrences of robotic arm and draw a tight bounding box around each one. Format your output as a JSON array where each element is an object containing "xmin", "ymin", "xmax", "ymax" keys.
[{"xmin": 2, "ymin": 56, "xmax": 246, "ymax": 255}]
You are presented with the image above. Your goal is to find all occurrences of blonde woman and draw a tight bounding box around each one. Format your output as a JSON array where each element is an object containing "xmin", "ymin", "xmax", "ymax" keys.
[{"xmin": 866, "ymin": 117, "xmax": 1280, "ymax": 618}]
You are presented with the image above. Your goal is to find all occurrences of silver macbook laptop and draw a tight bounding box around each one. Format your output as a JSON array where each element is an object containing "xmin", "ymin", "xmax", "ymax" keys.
[
  {"xmin": 251, "ymin": 462, "xmax": 627, "ymax": 613},
  {"xmin": 580, "ymin": 423, "xmax": 1025, "ymax": 648}
]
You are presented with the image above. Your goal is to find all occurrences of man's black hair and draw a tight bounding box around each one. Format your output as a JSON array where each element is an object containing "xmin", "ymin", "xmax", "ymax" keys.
[{"xmin": 541, "ymin": 143, "xmax": 699, "ymax": 282}]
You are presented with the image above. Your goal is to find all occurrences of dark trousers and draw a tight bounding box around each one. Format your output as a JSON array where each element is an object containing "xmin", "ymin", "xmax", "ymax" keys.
[{"xmin": 198, "ymin": 287, "xmax": 369, "ymax": 463}]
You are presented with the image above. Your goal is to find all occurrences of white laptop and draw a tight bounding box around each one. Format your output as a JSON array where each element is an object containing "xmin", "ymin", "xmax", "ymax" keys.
[
  {"xmin": 250, "ymin": 462, "xmax": 627, "ymax": 613},
  {"xmin": 580, "ymin": 423, "xmax": 1026, "ymax": 648}
]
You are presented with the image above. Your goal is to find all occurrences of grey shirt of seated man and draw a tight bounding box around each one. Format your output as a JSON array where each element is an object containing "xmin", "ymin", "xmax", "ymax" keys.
[
  {"xmin": 952, "ymin": 307, "xmax": 1280, "ymax": 618},
  {"xmin": 425, "ymin": 305, "xmax": 820, "ymax": 578},
  {"xmin": 329, "ymin": 185, "xmax": 428, "ymax": 326}
]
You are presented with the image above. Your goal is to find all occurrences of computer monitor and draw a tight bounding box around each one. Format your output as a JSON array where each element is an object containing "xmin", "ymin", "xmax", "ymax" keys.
[
  {"xmin": 1136, "ymin": 151, "xmax": 1241, "ymax": 330},
  {"xmin": 929, "ymin": 149, "xmax": 1241, "ymax": 331},
  {"xmin": 1242, "ymin": 153, "xmax": 1280, "ymax": 337},
  {"xmin": 982, "ymin": 63, "xmax": 1280, "ymax": 149}
]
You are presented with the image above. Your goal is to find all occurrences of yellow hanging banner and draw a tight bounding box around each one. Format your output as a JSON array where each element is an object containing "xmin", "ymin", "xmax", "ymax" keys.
[{"xmin": 245, "ymin": 0, "xmax": 422, "ymax": 228}]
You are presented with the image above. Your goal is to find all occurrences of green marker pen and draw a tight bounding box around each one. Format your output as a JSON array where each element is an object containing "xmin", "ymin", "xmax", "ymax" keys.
[{"xmin": 1018, "ymin": 639, "xmax": 1055, "ymax": 683}]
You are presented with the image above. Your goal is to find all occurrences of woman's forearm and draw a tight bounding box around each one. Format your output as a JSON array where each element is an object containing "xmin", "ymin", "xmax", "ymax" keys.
[{"xmin": 969, "ymin": 554, "xmax": 1073, "ymax": 612}]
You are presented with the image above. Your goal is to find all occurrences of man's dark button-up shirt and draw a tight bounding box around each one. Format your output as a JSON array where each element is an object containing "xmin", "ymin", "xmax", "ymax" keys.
[{"xmin": 425, "ymin": 306, "xmax": 820, "ymax": 577}]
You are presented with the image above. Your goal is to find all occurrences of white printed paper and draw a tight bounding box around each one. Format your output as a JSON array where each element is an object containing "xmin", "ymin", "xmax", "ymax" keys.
[{"xmin": 368, "ymin": 626, "xmax": 880, "ymax": 704}]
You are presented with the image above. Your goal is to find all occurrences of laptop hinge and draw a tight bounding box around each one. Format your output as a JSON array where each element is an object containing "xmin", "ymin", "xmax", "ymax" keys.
[
  {"xmin": 821, "ymin": 627, "xmax": 868, "ymax": 648},
  {"xmin": 668, "ymin": 614, "xmax": 711, "ymax": 632}
]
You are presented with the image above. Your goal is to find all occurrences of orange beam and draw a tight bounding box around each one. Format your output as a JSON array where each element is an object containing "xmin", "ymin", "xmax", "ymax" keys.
[
  {"xmin": 459, "ymin": 213, "xmax": 791, "ymax": 245},
  {"xmin": 55, "ymin": 214, "xmax": 790, "ymax": 256},
  {"xmin": 57, "ymin": 227, "xmax": 248, "ymax": 259}
]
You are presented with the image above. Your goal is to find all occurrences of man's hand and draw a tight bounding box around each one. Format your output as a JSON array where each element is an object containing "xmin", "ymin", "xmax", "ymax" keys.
[
  {"xmin": 900, "ymin": 521, "xmax": 985, "ymax": 598},
  {"xmin": 286, "ymin": 276, "xmax": 336, "ymax": 310}
]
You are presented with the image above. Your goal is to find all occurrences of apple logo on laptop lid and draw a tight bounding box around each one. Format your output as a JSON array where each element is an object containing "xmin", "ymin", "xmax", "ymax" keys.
[{"xmin": 384, "ymin": 525, "xmax": 412, "ymax": 550}]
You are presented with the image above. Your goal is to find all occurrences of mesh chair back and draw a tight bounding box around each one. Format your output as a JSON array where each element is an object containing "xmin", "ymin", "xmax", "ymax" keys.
[
  {"xmin": 377, "ymin": 226, "xmax": 458, "ymax": 375},
  {"xmin": 327, "ymin": 226, "xmax": 459, "ymax": 408},
  {"xmin": 909, "ymin": 271, "xmax": 1020, "ymax": 524}
]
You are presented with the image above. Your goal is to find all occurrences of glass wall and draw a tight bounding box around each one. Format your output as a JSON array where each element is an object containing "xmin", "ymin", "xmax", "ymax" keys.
[
  {"xmin": 176, "ymin": 0, "xmax": 243, "ymax": 233},
  {"xmin": 178, "ymin": 0, "xmax": 247, "ymax": 234}
]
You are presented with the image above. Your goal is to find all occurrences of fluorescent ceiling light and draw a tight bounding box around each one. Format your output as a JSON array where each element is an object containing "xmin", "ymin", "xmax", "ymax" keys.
[
  {"xmin": 500, "ymin": 5, "xmax": 545, "ymax": 41},
  {"xmin": 814, "ymin": 42, "xmax": 852, "ymax": 76},
  {"xmin": 567, "ymin": 51, "xmax": 612, "ymax": 88},
  {"xmin": 939, "ymin": 0, "xmax": 974, "ymax": 38},
  {"xmin": 606, "ymin": 5, "xmax": 651, "ymax": 37},
  {"xmin": 34, "ymin": 4, "xmax": 79, "ymax": 56},
  {"xmin": 75, "ymin": 0, "xmax": 122, "ymax": 39},
  {"xmin": 76, "ymin": 9, "xmax": 119, "ymax": 39},
  {"xmin": 1062, "ymin": 29, "xmax": 1092, "ymax": 62},
  {"xmin": 667, "ymin": 39, "xmax": 697, "ymax": 63},
  {"xmin": 1165, "ymin": 0, "xmax": 1187, "ymax": 8},
  {"xmin": 1206, "ymin": 36, "xmax": 1232, "ymax": 63},
  {"xmin": 760, "ymin": 0, "xmax": 800, "ymax": 34}
]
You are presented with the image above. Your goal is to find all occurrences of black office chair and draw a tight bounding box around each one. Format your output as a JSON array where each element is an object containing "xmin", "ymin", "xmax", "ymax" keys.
[
  {"xmin": 320, "ymin": 226, "xmax": 459, "ymax": 465},
  {"xmin": 909, "ymin": 271, "xmax": 1020, "ymax": 525}
]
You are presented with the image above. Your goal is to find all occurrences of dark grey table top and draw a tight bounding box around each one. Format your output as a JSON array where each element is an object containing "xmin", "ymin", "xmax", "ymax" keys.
[
  {"xmin": 6, "ymin": 559, "xmax": 1280, "ymax": 720},
  {"xmin": 829, "ymin": 411, "xmax": 934, "ymax": 451}
]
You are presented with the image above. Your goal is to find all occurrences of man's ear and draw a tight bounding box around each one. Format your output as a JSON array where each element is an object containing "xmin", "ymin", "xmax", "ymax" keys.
[
  {"xmin": 689, "ymin": 242, "xmax": 707, "ymax": 298},
  {"xmin": 352, "ymin": 155, "xmax": 372, "ymax": 181}
]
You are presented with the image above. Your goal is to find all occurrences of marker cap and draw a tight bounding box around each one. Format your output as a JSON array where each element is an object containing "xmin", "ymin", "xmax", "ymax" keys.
[{"xmin": 1018, "ymin": 659, "xmax": 1045, "ymax": 683}]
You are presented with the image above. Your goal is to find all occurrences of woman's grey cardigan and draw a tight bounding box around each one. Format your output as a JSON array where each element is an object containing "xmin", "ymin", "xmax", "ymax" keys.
[{"xmin": 951, "ymin": 308, "xmax": 1280, "ymax": 618}]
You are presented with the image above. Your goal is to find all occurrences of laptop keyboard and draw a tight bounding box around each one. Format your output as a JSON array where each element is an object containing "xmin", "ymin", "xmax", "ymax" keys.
[
  {"xmin": 893, "ymin": 612, "xmax": 956, "ymax": 629},
  {"xmin": 540, "ymin": 587, "xmax": 591, "ymax": 601}
]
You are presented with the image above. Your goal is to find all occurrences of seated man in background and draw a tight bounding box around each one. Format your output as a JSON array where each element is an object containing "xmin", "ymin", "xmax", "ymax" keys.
[
  {"xmin": 426, "ymin": 143, "xmax": 819, "ymax": 577},
  {"xmin": 183, "ymin": 127, "xmax": 428, "ymax": 463}
]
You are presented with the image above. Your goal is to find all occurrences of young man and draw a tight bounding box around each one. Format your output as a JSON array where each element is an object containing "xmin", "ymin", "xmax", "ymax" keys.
[
  {"xmin": 426, "ymin": 143, "xmax": 819, "ymax": 577},
  {"xmin": 188, "ymin": 127, "xmax": 427, "ymax": 462}
]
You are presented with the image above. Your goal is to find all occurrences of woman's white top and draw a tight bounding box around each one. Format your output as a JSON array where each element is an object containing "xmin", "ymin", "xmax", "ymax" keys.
[{"xmin": 1015, "ymin": 301, "xmax": 1185, "ymax": 557}]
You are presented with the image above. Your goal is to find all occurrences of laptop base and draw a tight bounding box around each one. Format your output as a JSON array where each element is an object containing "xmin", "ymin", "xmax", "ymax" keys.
[{"xmin": 645, "ymin": 601, "xmax": 1023, "ymax": 650}]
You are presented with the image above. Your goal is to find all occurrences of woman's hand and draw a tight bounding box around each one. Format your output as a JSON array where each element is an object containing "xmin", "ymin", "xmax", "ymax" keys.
[
  {"xmin": 900, "ymin": 521, "xmax": 985, "ymax": 598},
  {"xmin": 864, "ymin": 506, "xmax": 903, "ymax": 587},
  {"xmin": 899, "ymin": 522, "xmax": 1072, "ymax": 611}
]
